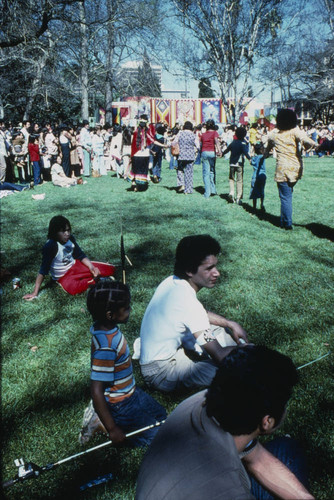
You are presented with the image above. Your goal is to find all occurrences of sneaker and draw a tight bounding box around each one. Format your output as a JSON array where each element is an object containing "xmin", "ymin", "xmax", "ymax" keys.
[
  {"xmin": 236, "ymin": 199, "xmax": 242, "ymax": 205},
  {"xmin": 79, "ymin": 401, "xmax": 107, "ymax": 445},
  {"xmin": 227, "ymin": 194, "xmax": 235, "ymax": 203}
]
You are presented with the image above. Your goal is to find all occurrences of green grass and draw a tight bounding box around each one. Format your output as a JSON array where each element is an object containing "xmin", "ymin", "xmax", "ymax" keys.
[{"xmin": 1, "ymin": 156, "xmax": 334, "ymax": 499}]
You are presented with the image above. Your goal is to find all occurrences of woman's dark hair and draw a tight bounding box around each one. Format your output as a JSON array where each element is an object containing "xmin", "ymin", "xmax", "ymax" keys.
[
  {"xmin": 174, "ymin": 235, "xmax": 221, "ymax": 279},
  {"xmin": 206, "ymin": 345, "xmax": 298, "ymax": 435},
  {"xmin": 183, "ymin": 121, "xmax": 193, "ymax": 131},
  {"xmin": 235, "ymin": 127, "xmax": 247, "ymax": 140},
  {"xmin": 206, "ymin": 119, "xmax": 216, "ymax": 130},
  {"xmin": 276, "ymin": 109, "xmax": 298, "ymax": 131},
  {"xmin": 87, "ymin": 280, "xmax": 130, "ymax": 322},
  {"xmin": 47, "ymin": 215, "xmax": 71, "ymax": 240}
]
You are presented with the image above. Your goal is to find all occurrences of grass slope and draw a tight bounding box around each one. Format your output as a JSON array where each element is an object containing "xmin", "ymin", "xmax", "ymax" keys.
[{"xmin": 1, "ymin": 156, "xmax": 334, "ymax": 499}]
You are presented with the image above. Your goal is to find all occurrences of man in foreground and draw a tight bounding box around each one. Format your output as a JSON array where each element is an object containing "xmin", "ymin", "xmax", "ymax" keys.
[
  {"xmin": 136, "ymin": 345, "xmax": 314, "ymax": 500},
  {"xmin": 139, "ymin": 234, "xmax": 248, "ymax": 392}
]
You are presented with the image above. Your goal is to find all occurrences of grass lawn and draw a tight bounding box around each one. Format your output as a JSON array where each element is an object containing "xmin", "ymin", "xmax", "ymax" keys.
[{"xmin": 1, "ymin": 156, "xmax": 334, "ymax": 499}]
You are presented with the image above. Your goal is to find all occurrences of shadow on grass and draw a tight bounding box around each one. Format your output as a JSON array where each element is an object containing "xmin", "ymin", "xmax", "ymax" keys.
[
  {"xmin": 242, "ymin": 202, "xmax": 281, "ymax": 227},
  {"xmin": 294, "ymin": 222, "xmax": 334, "ymax": 242}
]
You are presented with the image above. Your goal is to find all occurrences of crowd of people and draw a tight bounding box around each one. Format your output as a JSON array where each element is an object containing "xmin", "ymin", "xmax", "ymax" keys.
[
  {"xmin": 0, "ymin": 112, "xmax": 333, "ymax": 226},
  {"xmin": 4, "ymin": 108, "xmax": 331, "ymax": 496}
]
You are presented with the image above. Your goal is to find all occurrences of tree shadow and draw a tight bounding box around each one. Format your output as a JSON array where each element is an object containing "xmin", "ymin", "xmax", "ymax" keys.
[{"xmin": 294, "ymin": 223, "xmax": 334, "ymax": 242}]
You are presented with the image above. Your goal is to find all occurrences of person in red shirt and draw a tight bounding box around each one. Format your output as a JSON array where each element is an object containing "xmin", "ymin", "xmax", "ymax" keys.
[
  {"xmin": 200, "ymin": 120, "xmax": 222, "ymax": 198},
  {"xmin": 28, "ymin": 135, "xmax": 42, "ymax": 185}
]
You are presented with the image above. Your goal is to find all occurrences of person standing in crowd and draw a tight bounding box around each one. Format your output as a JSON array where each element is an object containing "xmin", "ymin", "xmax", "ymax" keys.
[
  {"xmin": 68, "ymin": 126, "xmax": 81, "ymax": 178},
  {"xmin": 0, "ymin": 121, "xmax": 9, "ymax": 183},
  {"xmin": 92, "ymin": 125, "xmax": 106, "ymax": 177},
  {"xmin": 129, "ymin": 115, "xmax": 155, "ymax": 192},
  {"xmin": 28, "ymin": 135, "xmax": 43, "ymax": 185},
  {"xmin": 59, "ymin": 126, "xmax": 71, "ymax": 177},
  {"xmin": 151, "ymin": 124, "xmax": 166, "ymax": 184},
  {"xmin": 250, "ymin": 143, "xmax": 266, "ymax": 211},
  {"xmin": 200, "ymin": 119, "xmax": 222, "ymax": 198},
  {"xmin": 80, "ymin": 120, "xmax": 92, "ymax": 177},
  {"xmin": 264, "ymin": 109, "xmax": 318, "ymax": 230},
  {"xmin": 45, "ymin": 125, "xmax": 59, "ymax": 165},
  {"xmin": 172, "ymin": 121, "xmax": 198, "ymax": 194}
]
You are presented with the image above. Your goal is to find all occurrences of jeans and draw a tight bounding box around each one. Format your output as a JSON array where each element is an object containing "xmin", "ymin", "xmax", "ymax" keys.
[
  {"xmin": 107, "ymin": 387, "xmax": 167, "ymax": 447},
  {"xmin": 152, "ymin": 154, "xmax": 162, "ymax": 179},
  {"xmin": 169, "ymin": 155, "xmax": 178, "ymax": 170},
  {"xmin": 0, "ymin": 182, "xmax": 29, "ymax": 192},
  {"xmin": 277, "ymin": 181, "xmax": 295, "ymax": 228},
  {"xmin": 141, "ymin": 326, "xmax": 236, "ymax": 393},
  {"xmin": 201, "ymin": 151, "xmax": 216, "ymax": 197},
  {"xmin": 250, "ymin": 437, "xmax": 309, "ymax": 499},
  {"xmin": 32, "ymin": 160, "xmax": 42, "ymax": 185}
]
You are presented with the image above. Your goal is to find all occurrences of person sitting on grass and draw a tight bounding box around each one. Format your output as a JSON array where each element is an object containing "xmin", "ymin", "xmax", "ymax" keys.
[
  {"xmin": 23, "ymin": 215, "xmax": 115, "ymax": 299},
  {"xmin": 51, "ymin": 155, "xmax": 79, "ymax": 188},
  {"xmin": 136, "ymin": 345, "xmax": 314, "ymax": 500},
  {"xmin": 249, "ymin": 143, "xmax": 266, "ymax": 211},
  {"xmin": 139, "ymin": 235, "xmax": 248, "ymax": 393},
  {"xmin": 80, "ymin": 280, "xmax": 166, "ymax": 446},
  {"xmin": 222, "ymin": 126, "xmax": 251, "ymax": 205}
]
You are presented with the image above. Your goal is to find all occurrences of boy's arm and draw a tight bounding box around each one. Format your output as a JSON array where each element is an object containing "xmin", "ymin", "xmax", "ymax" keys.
[
  {"xmin": 242, "ymin": 443, "xmax": 314, "ymax": 499},
  {"xmin": 91, "ymin": 380, "xmax": 126, "ymax": 444}
]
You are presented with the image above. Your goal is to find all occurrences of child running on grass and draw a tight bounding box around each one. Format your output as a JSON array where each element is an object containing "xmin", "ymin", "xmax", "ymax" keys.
[
  {"xmin": 23, "ymin": 215, "xmax": 115, "ymax": 299},
  {"xmin": 81, "ymin": 280, "xmax": 166, "ymax": 446},
  {"xmin": 249, "ymin": 143, "xmax": 266, "ymax": 211}
]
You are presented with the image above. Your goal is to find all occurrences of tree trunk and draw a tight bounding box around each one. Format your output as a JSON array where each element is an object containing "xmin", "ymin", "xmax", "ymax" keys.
[
  {"xmin": 79, "ymin": 0, "xmax": 89, "ymax": 121},
  {"xmin": 23, "ymin": 47, "xmax": 49, "ymax": 121},
  {"xmin": 105, "ymin": 0, "xmax": 115, "ymax": 124},
  {"xmin": 0, "ymin": 94, "xmax": 4, "ymax": 120}
]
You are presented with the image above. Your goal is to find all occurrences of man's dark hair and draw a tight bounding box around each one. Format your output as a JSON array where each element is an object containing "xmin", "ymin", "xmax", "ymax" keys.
[
  {"xmin": 174, "ymin": 235, "xmax": 221, "ymax": 279},
  {"xmin": 87, "ymin": 280, "xmax": 130, "ymax": 322},
  {"xmin": 206, "ymin": 345, "xmax": 298, "ymax": 435},
  {"xmin": 47, "ymin": 215, "xmax": 71, "ymax": 240},
  {"xmin": 276, "ymin": 109, "xmax": 298, "ymax": 131},
  {"xmin": 235, "ymin": 127, "xmax": 247, "ymax": 140}
]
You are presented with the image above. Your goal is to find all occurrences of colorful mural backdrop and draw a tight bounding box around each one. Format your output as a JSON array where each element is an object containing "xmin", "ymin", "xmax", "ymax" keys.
[{"xmin": 111, "ymin": 97, "xmax": 275, "ymax": 127}]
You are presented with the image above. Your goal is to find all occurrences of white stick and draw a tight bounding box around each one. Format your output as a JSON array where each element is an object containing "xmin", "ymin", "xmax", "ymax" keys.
[
  {"xmin": 53, "ymin": 420, "xmax": 165, "ymax": 467},
  {"xmin": 297, "ymin": 351, "xmax": 331, "ymax": 370}
]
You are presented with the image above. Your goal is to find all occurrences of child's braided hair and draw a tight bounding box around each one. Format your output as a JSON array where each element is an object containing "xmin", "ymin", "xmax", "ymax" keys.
[{"xmin": 87, "ymin": 280, "xmax": 130, "ymax": 322}]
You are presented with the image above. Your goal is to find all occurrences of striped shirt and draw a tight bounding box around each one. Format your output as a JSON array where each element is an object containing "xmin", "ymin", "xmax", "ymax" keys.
[{"xmin": 90, "ymin": 324, "xmax": 136, "ymax": 404}]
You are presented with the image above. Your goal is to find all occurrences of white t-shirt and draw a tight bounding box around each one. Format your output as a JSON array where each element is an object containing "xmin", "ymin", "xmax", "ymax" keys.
[
  {"xmin": 50, "ymin": 240, "xmax": 75, "ymax": 280},
  {"xmin": 140, "ymin": 276, "xmax": 210, "ymax": 364}
]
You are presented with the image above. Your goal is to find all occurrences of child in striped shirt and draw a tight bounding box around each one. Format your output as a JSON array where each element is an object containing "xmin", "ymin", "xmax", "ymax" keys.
[{"xmin": 87, "ymin": 280, "xmax": 166, "ymax": 446}]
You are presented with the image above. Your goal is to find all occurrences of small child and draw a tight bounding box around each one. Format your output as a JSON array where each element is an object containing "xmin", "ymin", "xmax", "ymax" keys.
[
  {"xmin": 222, "ymin": 127, "xmax": 251, "ymax": 205},
  {"xmin": 23, "ymin": 215, "xmax": 115, "ymax": 299},
  {"xmin": 82, "ymin": 280, "xmax": 166, "ymax": 446},
  {"xmin": 249, "ymin": 143, "xmax": 266, "ymax": 211}
]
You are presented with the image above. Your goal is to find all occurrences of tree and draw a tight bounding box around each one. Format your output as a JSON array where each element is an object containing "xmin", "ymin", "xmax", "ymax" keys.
[
  {"xmin": 121, "ymin": 50, "xmax": 161, "ymax": 98},
  {"xmin": 172, "ymin": 0, "xmax": 282, "ymax": 123},
  {"xmin": 198, "ymin": 78, "xmax": 214, "ymax": 98}
]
